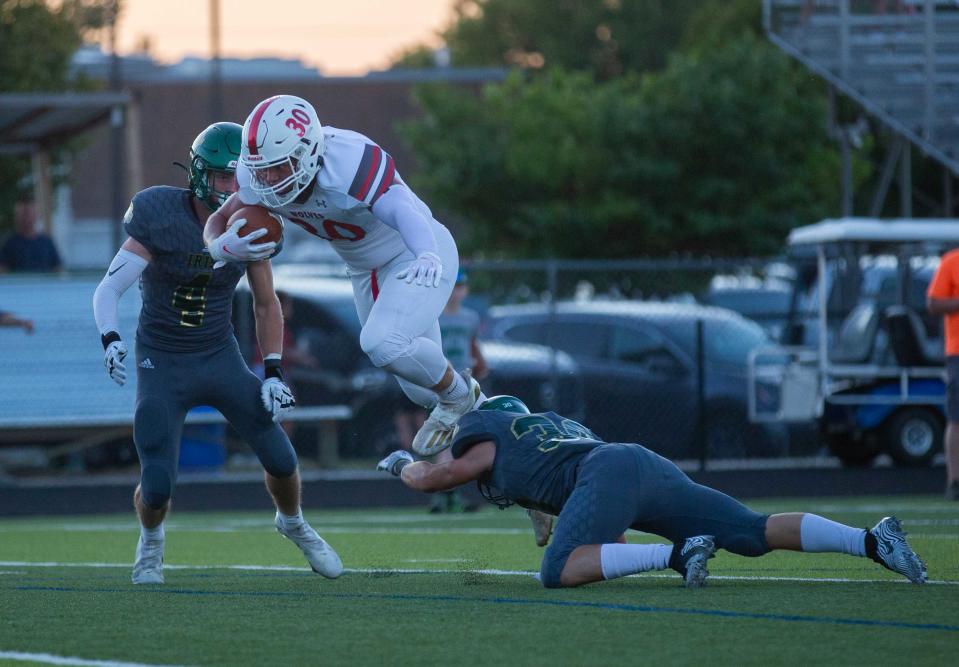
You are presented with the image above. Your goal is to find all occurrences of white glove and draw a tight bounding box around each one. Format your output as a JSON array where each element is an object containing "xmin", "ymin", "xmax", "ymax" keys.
[
  {"xmin": 260, "ymin": 377, "xmax": 296, "ymax": 421},
  {"xmin": 377, "ymin": 450, "xmax": 415, "ymax": 476},
  {"xmin": 104, "ymin": 340, "xmax": 128, "ymax": 386},
  {"xmin": 208, "ymin": 218, "xmax": 276, "ymax": 268},
  {"xmin": 396, "ymin": 252, "xmax": 443, "ymax": 288}
]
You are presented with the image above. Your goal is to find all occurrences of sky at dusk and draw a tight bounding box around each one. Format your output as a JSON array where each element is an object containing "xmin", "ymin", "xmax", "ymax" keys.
[{"xmin": 113, "ymin": 0, "xmax": 455, "ymax": 75}]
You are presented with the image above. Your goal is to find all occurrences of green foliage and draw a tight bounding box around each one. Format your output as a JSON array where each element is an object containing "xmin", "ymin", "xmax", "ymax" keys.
[
  {"xmin": 0, "ymin": 0, "xmax": 116, "ymax": 227},
  {"xmin": 438, "ymin": 0, "xmax": 702, "ymax": 78},
  {"xmin": 402, "ymin": 34, "xmax": 850, "ymax": 258}
]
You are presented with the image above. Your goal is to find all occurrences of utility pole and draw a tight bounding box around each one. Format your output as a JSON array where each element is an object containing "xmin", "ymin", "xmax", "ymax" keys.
[
  {"xmin": 108, "ymin": 0, "xmax": 125, "ymax": 251},
  {"xmin": 210, "ymin": 0, "xmax": 223, "ymax": 123}
]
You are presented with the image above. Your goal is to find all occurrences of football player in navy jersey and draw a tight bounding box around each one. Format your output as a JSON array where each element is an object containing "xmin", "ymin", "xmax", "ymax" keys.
[
  {"xmin": 204, "ymin": 95, "xmax": 486, "ymax": 459},
  {"xmin": 93, "ymin": 122, "xmax": 342, "ymax": 584},
  {"xmin": 377, "ymin": 396, "xmax": 928, "ymax": 589}
]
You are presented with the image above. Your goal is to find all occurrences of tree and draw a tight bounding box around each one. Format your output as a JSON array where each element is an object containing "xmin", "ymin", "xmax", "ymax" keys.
[
  {"xmin": 0, "ymin": 0, "xmax": 116, "ymax": 227},
  {"xmin": 401, "ymin": 34, "xmax": 859, "ymax": 258},
  {"xmin": 394, "ymin": 0, "xmax": 702, "ymax": 79}
]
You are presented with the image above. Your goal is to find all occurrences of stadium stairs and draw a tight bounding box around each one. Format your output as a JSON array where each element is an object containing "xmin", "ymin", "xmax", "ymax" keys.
[{"xmin": 764, "ymin": 0, "xmax": 959, "ymax": 177}]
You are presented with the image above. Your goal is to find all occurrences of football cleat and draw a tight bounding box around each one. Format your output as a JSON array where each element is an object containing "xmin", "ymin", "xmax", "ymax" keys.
[
  {"xmin": 275, "ymin": 514, "xmax": 343, "ymax": 579},
  {"xmin": 527, "ymin": 509, "xmax": 554, "ymax": 547},
  {"xmin": 412, "ymin": 370, "xmax": 483, "ymax": 456},
  {"xmin": 869, "ymin": 516, "xmax": 927, "ymax": 584},
  {"xmin": 132, "ymin": 533, "xmax": 165, "ymax": 585},
  {"xmin": 678, "ymin": 535, "xmax": 716, "ymax": 589}
]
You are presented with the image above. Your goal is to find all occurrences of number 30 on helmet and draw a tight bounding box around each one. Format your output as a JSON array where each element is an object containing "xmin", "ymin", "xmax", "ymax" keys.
[{"xmin": 241, "ymin": 94, "xmax": 325, "ymax": 207}]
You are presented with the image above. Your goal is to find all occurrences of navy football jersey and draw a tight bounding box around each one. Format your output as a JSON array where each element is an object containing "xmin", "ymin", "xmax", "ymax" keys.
[
  {"xmin": 450, "ymin": 410, "xmax": 604, "ymax": 514},
  {"xmin": 123, "ymin": 186, "xmax": 246, "ymax": 352}
]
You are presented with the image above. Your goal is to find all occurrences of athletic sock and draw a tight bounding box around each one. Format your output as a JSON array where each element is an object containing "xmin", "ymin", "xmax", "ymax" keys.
[
  {"xmin": 141, "ymin": 523, "xmax": 164, "ymax": 542},
  {"xmin": 600, "ymin": 543, "xmax": 672, "ymax": 580},
  {"xmin": 277, "ymin": 509, "xmax": 304, "ymax": 528},
  {"xmin": 799, "ymin": 513, "xmax": 866, "ymax": 557},
  {"xmin": 438, "ymin": 371, "xmax": 468, "ymax": 404}
]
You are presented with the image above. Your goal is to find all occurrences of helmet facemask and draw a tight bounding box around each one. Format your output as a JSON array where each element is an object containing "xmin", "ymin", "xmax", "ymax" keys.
[
  {"xmin": 246, "ymin": 142, "xmax": 315, "ymax": 208},
  {"xmin": 190, "ymin": 156, "xmax": 236, "ymax": 210}
]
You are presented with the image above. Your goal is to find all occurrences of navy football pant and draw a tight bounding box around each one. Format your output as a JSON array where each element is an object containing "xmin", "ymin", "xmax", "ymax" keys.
[
  {"xmin": 540, "ymin": 443, "xmax": 769, "ymax": 587},
  {"xmin": 133, "ymin": 338, "xmax": 297, "ymax": 509}
]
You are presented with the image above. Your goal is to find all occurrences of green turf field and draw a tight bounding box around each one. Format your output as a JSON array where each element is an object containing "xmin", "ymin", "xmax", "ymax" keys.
[{"xmin": 0, "ymin": 495, "xmax": 956, "ymax": 666}]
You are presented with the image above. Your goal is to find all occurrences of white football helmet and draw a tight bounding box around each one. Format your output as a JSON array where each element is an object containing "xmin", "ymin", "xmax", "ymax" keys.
[{"xmin": 241, "ymin": 95, "xmax": 325, "ymax": 207}]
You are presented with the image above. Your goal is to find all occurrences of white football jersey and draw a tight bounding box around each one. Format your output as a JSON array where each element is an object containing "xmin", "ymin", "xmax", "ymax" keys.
[{"xmin": 237, "ymin": 127, "xmax": 437, "ymax": 271}]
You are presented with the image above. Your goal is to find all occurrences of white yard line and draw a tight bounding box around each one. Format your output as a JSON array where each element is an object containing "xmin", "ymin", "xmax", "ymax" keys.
[
  {"xmin": 1, "ymin": 560, "xmax": 956, "ymax": 585},
  {"xmin": 0, "ymin": 651, "xmax": 187, "ymax": 667}
]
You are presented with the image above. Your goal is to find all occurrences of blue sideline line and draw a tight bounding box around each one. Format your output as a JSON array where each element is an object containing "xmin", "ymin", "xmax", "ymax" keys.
[{"xmin": 11, "ymin": 585, "xmax": 959, "ymax": 633}]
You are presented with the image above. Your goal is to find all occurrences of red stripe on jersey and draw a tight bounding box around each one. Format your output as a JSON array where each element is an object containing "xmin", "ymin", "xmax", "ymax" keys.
[
  {"xmin": 354, "ymin": 146, "xmax": 383, "ymax": 202},
  {"xmin": 370, "ymin": 155, "xmax": 396, "ymax": 205},
  {"xmin": 247, "ymin": 96, "xmax": 279, "ymax": 155},
  {"xmin": 371, "ymin": 269, "xmax": 379, "ymax": 301}
]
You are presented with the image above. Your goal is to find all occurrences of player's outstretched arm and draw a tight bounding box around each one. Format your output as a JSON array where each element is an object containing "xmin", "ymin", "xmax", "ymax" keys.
[
  {"xmin": 378, "ymin": 441, "xmax": 495, "ymax": 493},
  {"xmin": 93, "ymin": 238, "xmax": 151, "ymax": 386}
]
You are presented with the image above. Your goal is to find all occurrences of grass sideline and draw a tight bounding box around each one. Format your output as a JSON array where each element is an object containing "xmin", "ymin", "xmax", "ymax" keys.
[{"xmin": 0, "ymin": 496, "xmax": 956, "ymax": 666}]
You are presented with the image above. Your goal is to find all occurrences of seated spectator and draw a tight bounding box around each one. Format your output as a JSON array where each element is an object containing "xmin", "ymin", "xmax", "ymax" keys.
[{"xmin": 0, "ymin": 196, "xmax": 62, "ymax": 273}]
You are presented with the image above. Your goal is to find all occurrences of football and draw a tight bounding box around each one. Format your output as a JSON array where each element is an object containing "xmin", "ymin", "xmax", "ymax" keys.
[{"xmin": 230, "ymin": 205, "xmax": 284, "ymax": 246}]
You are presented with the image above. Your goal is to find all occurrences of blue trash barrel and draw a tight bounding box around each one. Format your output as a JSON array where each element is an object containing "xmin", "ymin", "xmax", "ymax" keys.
[{"xmin": 179, "ymin": 406, "xmax": 226, "ymax": 471}]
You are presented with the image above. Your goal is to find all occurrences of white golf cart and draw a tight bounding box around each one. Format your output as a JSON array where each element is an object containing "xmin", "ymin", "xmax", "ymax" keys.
[{"xmin": 749, "ymin": 218, "xmax": 959, "ymax": 467}]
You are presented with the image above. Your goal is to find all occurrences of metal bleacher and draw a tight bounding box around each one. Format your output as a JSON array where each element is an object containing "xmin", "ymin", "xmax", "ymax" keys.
[
  {"xmin": 0, "ymin": 275, "xmax": 350, "ymax": 470},
  {"xmin": 764, "ymin": 0, "xmax": 959, "ymax": 177}
]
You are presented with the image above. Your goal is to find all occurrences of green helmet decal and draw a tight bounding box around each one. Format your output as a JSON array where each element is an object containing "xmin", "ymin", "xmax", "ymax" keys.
[
  {"xmin": 189, "ymin": 122, "xmax": 242, "ymax": 210},
  {"xmin": 477, "ymin": 395, "xmax": 531, "ymax": 414}
]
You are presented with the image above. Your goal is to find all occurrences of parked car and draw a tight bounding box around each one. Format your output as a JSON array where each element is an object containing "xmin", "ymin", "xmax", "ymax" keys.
[
  {"xmin": 233, "ymin": 270, "xmax": 584, "ymax": 458},
  {"xmin": 483, "ymin": 300, "xmax": 789, "ymax": 460}
]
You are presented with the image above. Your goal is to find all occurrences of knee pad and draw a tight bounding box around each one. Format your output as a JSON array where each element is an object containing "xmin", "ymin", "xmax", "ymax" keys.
[
  {"xmin": 718, "ymin": 515, "xmax": 771, "ymax": 558},
  {"xmin": 140, "ymin": 463, "xmax": 172, "ymax": 510},
  {"xmin": 539, "ymin": 545, "xmax": 574, "ymax": 588},
  {"xmin": 250, "ymin": 429, "xmax": 298, "ymax": 479},
  {"xmin": 360, "ymin": 328, "xmax": 413, "ymax": 368}
]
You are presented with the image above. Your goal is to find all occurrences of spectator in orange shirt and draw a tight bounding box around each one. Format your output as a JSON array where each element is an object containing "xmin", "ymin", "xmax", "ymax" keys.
[{"xmin": 927, "ymin": 248, "xmax": 959, "ymax": 500}]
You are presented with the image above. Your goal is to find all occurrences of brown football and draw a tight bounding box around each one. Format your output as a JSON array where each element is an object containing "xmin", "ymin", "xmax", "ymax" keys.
[{"xmin": 230, "ymin": 205, "xmax": 284, "ymax": 245}]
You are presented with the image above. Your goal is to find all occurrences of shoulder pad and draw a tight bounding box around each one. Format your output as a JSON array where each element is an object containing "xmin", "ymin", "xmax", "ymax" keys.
[{"xmin": 320, "ymin": 128, "xmax": 397, "ymax": 206}]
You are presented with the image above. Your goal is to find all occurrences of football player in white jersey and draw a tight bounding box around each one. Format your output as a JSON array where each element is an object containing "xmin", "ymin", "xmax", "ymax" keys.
[{"xmin": 204, "ymin": 94, "xmax": 486, "ymax": 456}]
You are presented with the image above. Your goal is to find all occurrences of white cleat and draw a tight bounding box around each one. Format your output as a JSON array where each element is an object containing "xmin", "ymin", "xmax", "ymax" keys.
[
  {"xmin": 132, "ymin": 534, "xmax": 164, "ymax": 585},
  {"xmin": 275, "ymin": 514, "xmax": 343, "ymax": 579},
  {"xmin": 869, "ymin": 516, "xmax": 927, "ymax": 584},
  {"xmin": 412, "ymin": 371, "xmax": 483, "ymax": 456},
  {"xmin": 678, "ymin": 535, "xmax": 716, "ymax": 589}
]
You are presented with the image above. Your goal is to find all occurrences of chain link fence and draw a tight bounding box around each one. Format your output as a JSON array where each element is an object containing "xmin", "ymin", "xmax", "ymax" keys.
[{"xmin": 0, "ymin": 259, "xmax": 818, "ymax": 479}]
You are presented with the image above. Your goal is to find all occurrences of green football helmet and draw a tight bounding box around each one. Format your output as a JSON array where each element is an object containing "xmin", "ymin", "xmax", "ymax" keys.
[
  {"xmin": 477, "ymin": 395, "xmax": 530, "ymax": 414},
  {"xmin": 188, "ymin": 122, "xmax": 242, "ymax": 210}
]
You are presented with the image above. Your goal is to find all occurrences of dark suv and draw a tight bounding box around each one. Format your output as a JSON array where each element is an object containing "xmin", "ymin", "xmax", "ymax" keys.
[
  {"xmin": 484, "ymin": 300, "xmax": 788, "ymax": 459},
  {"xmin": 233, "ymin": 270, "xmax": 584, "ymax": 458}
]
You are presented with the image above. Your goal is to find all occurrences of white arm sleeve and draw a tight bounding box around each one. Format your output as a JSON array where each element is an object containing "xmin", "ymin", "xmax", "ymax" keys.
[
  {"xmin": 93, "ymin": 248, "xmax": 149, "ymax": 336},
  {"xmin": 371, "ymin": 184, "xmax": 438, "ymax": 257}
]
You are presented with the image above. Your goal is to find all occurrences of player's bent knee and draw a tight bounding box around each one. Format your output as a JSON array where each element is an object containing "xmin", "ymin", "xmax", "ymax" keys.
[
  {"xmin": 253, "ymin": 432, "xmax": 298, "ymax": 479},
  {"xmin": 360, "ymin": 329, "xmax": 414, "ymax": 368},
  {"xmin": 718, "ymin": 516, "xmax": 770, "ymax": 557},
  {"xmin": 262, "ymin": 451, "xmax": 297, "ymax": 479},
  {"xmin": 133, "ymin": 397, "xmax": 172, "ymax": 458},
  {"xmin": 140, "ymin": 464, "xmax": 172, "ymax": 510},
  {"xmin": 539, "ymin": 550, "xmax": 572, "ymax": 588}
]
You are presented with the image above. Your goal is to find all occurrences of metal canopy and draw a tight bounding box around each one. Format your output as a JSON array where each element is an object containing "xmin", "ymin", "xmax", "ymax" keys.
[
  {"xmin": 0, "ymin": 92, "xmax": 131, "ymax": 154},
  {"xmin": 788, "ymin": 218, "xmax": 959, "ymax": 246}
]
